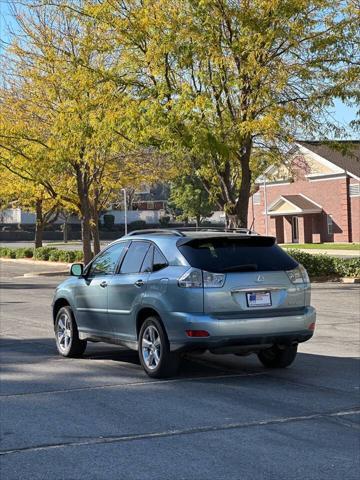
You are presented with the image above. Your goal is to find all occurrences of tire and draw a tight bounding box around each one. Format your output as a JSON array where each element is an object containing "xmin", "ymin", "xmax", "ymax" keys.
[
  {"xmin": 257, "ymin": 344, "xmax": 298, "ymax": 368},
  {"xmin": 138, "ymin": 316, "xmax": 180, "ymax": 378},
  {"xmin": 54, "ymin": 306, "xmax": 87, "ymax": 358}
]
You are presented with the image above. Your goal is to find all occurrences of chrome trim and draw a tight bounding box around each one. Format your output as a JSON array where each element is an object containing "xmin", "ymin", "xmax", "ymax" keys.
[
  {"xmin": 231, "ymin": 286, "xmax": 285, "ymax": 293},
  {"xmin": 78, "ymin": 331, "xmax": 138, "ymax": 349},
  {"xmin": 77, "ymin": 308, "xmax": 107, "ymax": 313},
  {"xmin": 77, "ymin": 307, "xmax": 131, "ymax": 314},
  {"xmin": 108, "ymin": 309, "xmax": 131, "ymax": 314}
]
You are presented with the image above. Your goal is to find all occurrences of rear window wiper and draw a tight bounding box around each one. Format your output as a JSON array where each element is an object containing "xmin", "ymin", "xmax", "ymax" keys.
[{"xmin": 221, "ymin": 264, "xmax": 258, "ymax": 272}]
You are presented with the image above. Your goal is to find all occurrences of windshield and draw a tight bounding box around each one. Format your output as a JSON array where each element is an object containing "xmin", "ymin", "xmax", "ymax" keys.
[{"xmin": 178, "ymin": 236, "xmax": 298, "ymax": 273}]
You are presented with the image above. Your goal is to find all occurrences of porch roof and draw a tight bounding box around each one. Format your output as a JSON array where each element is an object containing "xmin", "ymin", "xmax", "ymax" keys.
[{"xmin": 267, "ymin": 194, "xmax": 322, "ymax": 216}]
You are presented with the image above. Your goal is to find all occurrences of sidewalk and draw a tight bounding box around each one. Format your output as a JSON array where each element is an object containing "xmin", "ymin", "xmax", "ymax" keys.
[{"xmin": 0, "ymin": 257, "xmax": 69, "ymax": 277}]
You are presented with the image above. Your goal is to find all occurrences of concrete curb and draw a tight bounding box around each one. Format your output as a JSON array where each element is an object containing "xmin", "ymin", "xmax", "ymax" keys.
[
  {"xmin": 340, "ymin": 277, "xmax": 360, "ymax": 284},
  {"xmin": 23, "ymin": 271, "xmax": 68, "ymax": 278},
  {"xmin": 311, "ymin": 276, "xmax": 360, "ymax": 284}
]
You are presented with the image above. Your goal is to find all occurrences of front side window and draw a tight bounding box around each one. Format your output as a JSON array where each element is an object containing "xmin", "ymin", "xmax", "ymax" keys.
[
  {"xmin": 120, "ymin": 241, "xmax": 150, "ymax": 274},
  {"xmin": 88, "ymin": 242, "xmax": 126, "ymax": 276}
]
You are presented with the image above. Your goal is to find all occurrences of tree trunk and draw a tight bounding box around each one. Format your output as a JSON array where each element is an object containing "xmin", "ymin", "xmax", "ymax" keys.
[
  {"xmin": 81, "ymin": 212, "xmax": 92, "ymax": 264},
  {"xmin": 75, "ymin": 165, "xmax": 93, "ymax": 264},
  {"xmin": 235, "ymin": 139, "xmax": 253, "ymax": 228},
  {"xmin": 63, "ymin": 220, "xmax": 68, "ymax": 243},
  {"xmin": 195, "ymin": 215, "xmax": 201, "ymax": 229},
  {"xmin": 34, "ymin": 199, "xmax": 44, "ymax": 248},
  {"xmin": 91, "ymin": 215, "xmax": 101, "ymax": 256}
]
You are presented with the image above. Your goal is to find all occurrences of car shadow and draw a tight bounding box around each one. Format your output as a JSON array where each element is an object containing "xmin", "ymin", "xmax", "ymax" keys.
[
  {"xmin": 1, "ymin": 282, "xmax": 56, "ymax": 290},
  {"xmin": 1, "ymin": 336, "xmax": 359, "ymax": 397}
]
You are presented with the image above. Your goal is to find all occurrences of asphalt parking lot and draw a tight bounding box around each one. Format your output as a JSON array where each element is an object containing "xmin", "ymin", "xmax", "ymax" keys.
[{"xmin": 0, "ymin": 261, "xmax": 359, "ymax": 480}]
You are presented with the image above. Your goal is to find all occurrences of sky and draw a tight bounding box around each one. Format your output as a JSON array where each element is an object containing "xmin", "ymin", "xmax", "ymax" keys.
[{"xmin": 0, "ymin": 0, "xmax": 358, "ymax": 139}]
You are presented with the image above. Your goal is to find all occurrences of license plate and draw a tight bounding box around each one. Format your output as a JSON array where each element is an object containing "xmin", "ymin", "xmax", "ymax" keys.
[{"xmin": 246, "ymin": 291, "xmax": 271, "ymax": 307}]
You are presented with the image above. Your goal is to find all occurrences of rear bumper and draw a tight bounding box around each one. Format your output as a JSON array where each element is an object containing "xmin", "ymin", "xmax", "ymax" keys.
[{"xmin": 167, "ymin": 306, "xmax": 316, "ymax": 352}]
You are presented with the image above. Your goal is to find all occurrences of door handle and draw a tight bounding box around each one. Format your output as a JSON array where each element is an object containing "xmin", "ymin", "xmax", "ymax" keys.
[
  {"xmin": 134, "ymin": 279, "xmax": 145, "ymax": 287},
  {"xmin": 100, "ymin": 281, "xmax": 108, "ymax": 288}
]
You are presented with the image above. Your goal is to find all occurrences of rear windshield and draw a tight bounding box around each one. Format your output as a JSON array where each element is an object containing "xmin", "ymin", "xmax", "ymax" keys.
[{"xmin": 177, "ymin": 237, "xmax": 298, "ymax": 273}]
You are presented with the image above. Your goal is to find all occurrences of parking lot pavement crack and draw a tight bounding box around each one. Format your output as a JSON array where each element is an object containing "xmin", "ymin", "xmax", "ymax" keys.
[
  {"xmin": 265, "ymin": 373, "xmax": 360, "ymax": 396},
  {"xmin": 1, "ymin": 407, "xmax": 359, "ymax": 457},
  {"xmin": 0, "ymin": 371, "xmax": 266, "ymax": 398}
]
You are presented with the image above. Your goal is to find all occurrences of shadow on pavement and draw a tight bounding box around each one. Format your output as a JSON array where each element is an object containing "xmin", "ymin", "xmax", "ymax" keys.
[
  {"xmin": 0, "ymin": 336, "xmax": 359, "ymax": 397},
  {"xmin": 1, "ymin": 282, "xmax": 56, "ymax": 290}
]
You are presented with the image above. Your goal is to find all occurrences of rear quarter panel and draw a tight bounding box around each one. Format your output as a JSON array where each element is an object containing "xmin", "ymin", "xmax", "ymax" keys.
[{"xmin": 142, "ymin": 266, "xmax": 204, "ymax": 315}]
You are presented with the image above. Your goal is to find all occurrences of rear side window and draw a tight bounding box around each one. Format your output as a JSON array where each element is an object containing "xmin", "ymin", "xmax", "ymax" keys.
[
  {"xmin": 153, "ymin": 247, "xmax": 168, "ymax": 272},
  {"xmin": 120, "ymin": 241, "xmax": 150, "ymax": 274},
  {"xmin": 141, "ymin": 245, "xmax": 154, "ymax": 272},
  {"xmin": 178, "ymin": 237, "xmax": 297, "ymax": 273}
]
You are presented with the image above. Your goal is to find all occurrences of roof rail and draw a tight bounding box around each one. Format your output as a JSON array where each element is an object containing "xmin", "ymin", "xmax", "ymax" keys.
[
  {"xmin": 179, "ymin": 227, "xmax": 257, "ymax": 235},
  {"xmin": 126, "ymin": 227, "xmax": 257, "ymax": 237},
  {"xmin": 126, "ymin": 229, "xmax": 185, "ymax": 237}
]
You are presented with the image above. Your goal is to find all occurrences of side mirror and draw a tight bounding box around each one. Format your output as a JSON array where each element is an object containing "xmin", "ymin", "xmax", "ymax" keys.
[{"xmin": 70, "ymin": 263, "xmax": 84, "ymax": 276}]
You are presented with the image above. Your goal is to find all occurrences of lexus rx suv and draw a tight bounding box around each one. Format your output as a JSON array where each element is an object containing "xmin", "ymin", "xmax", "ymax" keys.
[{"xmin": 52, "ymin": 229, "xmax": 316, "ymax": 378}]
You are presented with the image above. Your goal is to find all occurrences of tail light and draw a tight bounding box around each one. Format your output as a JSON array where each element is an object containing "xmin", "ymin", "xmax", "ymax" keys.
[
  {"xmin": 286, "ymin": 264, "xmax": 310, "ymax": 284},
  {"xmin": 186, "ymin": 330, "xmax": 210, "ymax": 337},
  {"xmin": 203, "ymin": 270, "xmax": 226, "ymax": 288},
  {"xmin": 178, "ymin": 268, "xmax": 203, "ymax": 288},
  {"xmin": 178, "ymin": 268, "xmax": 225, "ymax": 288}
]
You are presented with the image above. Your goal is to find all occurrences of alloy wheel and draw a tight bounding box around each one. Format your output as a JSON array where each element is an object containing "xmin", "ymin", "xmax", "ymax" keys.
[
  {"xmin": 142, "ymin": 325, "xmax": 161, "ymax": 370},
  {"xmin": 57, "ymin": 312, "xmax": 72, "ymax": 353}
]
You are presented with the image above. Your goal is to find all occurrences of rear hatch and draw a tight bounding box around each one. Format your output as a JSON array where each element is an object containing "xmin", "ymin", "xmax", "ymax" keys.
[{"xmin": 178, "ymin": 235, "xmax": 305, "ymax": 316}]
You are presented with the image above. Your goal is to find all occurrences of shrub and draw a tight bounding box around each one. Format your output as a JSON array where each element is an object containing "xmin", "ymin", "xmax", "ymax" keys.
[
  {"xmin": 0, "ymin": 247, "xmax": 16, "ymax": 258},
  {"xmin": 56, "ymin": 250, "xmax": 74, "ymax": 263},
  {"xmin": 48, "ymin": 250, "xmax": 61, "ymax": 262},
  {"xmin": 0, "ymin": 247, "xmax": 33, "ymax": 259},
  {"xmin": 129, "ymin": 220, "xmax": 147, "ymax": 231},
  {"xmin": 47, "ymin": 249, "xmax": 83, "ymax": 263},
  {"xmin": 0, "ymin": 247, "xmax": 10, "ymax": 257},
  {"xmin": 24, "ymin": 248, "xmax": 34, "ymax": 258},
  {"xmin": 286, "ymin": 249, "xmax": 360, "ymax": 278},
  {"xmin": 333, "ymin": 257, "xmax": 360, "ymax": 278},
  {"xmin": 103, "ymin": 214, "xmax": 115, "ymax": 230},
  {"xmin": 15, "ymin": 247, "xmax": 34, "ymax": 259},
  {"xmin": 159, "ymin": 216, "xmax": 171, "ymax": 227},
  {"xmin": 33, "ymin": 246, "xmax": 57, "ymax": 261},
  {"xmin": 73, "ymin": 250, "xmax": 84, "ymax": 262}
]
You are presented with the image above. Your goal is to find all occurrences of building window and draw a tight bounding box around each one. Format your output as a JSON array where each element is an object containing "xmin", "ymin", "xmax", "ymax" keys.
[
  {"xmin": 349, "ymin": 184, "xmax": 360, "ymax": 197},
  {"xmin": 253, "ymin": 192, "xmax": 261, "ymax": 205},
  {"xmin": 327, "ymin": 215, "xmax": 333, "ymax": 235}
]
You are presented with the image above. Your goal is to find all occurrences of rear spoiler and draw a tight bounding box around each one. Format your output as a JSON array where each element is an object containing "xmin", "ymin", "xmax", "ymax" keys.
[{"xmin": 176, "ymin": 235, "xmax": 276, "ymax": 247}]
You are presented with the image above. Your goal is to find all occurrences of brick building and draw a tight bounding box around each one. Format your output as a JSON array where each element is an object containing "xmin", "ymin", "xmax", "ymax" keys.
[{"xmin": 249, "ymin": 141, "xmax": 360, "ymax": 243}]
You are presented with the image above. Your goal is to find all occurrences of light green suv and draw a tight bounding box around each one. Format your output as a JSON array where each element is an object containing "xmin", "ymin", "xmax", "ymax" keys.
[{"xmin": 52, "ymin": 230, "xmax": 316, "ymax": 378}]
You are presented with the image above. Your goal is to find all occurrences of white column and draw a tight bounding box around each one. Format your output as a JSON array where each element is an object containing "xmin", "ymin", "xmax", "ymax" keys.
[
  {"xmin": 123, "ymin": 189, "xmax": 127, "ymax": 235},
  {"xmin": 263, "ymin": 177, "xmax": 269, "ymax": 236}
]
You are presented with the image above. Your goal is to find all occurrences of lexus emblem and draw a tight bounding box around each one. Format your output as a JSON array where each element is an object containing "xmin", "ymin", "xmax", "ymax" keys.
[{"xmin": 256, "ymin": 275, "xmax": 265, "ymax": 282}]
